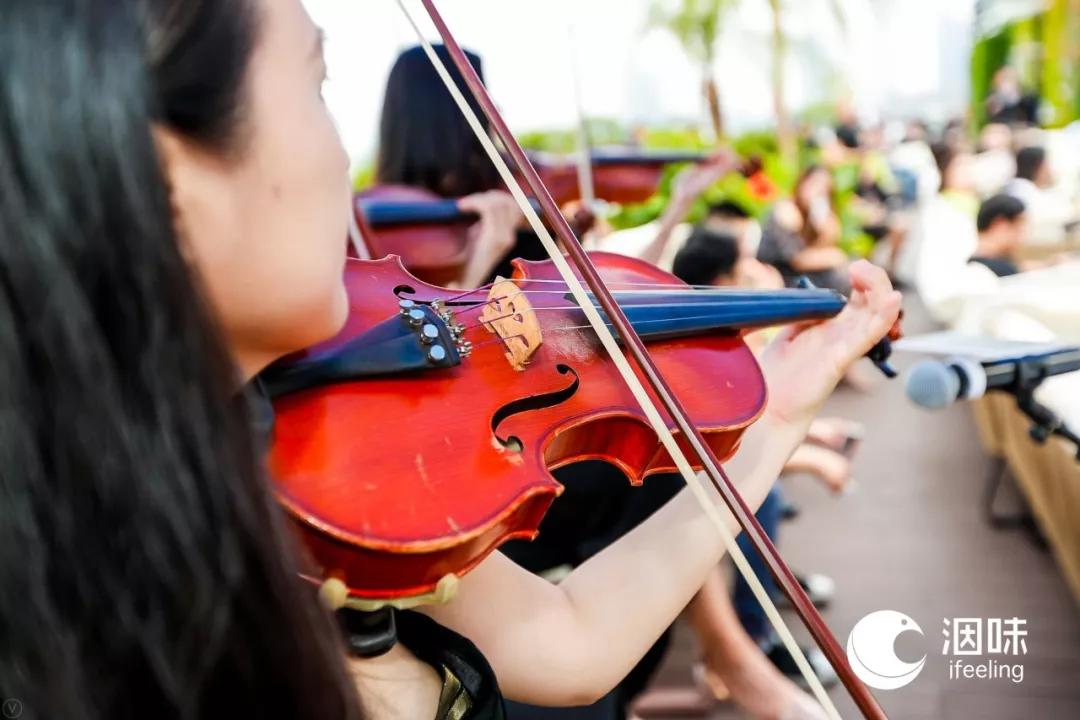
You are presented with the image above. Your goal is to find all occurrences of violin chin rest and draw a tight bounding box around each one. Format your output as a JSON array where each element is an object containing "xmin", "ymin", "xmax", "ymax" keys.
[{"xmin": 261, "ymin": 304, "xmax": 461, "ymax": 398}]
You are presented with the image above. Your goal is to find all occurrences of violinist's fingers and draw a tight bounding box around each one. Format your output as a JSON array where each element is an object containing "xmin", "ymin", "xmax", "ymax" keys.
[
  {"xmin": 456, "ymin": 193, "xmax": 483, "ymax": 213},
  {"xmin": 458, "ymin": 191, "xmax": 523, "ymax": 234},
  {"xmin": 847, "ymin": 260, "xmax": 896, "ymax": 306},
  {"xmin": 842, "ymin": 262, "xmax": 902, "ymax": 333}
]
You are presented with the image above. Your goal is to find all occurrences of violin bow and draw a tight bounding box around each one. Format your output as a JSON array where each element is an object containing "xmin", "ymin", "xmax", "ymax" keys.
[
  {"xmin": 565, "ymin": 24, "xmax": 597, "ymax": 222},
  {"xmin": 397, "ymin": 2, "xmax": 888, "ymax": 718}
]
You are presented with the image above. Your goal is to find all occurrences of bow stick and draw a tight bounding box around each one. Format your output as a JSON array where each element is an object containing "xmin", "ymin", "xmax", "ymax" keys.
[
  {"xmin": 565, "ymin": 24, "xmax": 597, "ymax": 222},
  {"xmin": 396, "ymin": 2, "xmax": 888, "ymax": 717}
]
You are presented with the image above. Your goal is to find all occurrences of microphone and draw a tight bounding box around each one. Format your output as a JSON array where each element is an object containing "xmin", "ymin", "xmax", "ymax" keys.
[{"xmin": 905, "ymin": 347, "xmax": 1080, "ymax": 410}]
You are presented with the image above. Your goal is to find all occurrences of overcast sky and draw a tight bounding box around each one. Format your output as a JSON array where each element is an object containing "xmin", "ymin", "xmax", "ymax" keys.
[{"xmin": 303, "ymin": 0, "xmax": 975, "ymax": 168}]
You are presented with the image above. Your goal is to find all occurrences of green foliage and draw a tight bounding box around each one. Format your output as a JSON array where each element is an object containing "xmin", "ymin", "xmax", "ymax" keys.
[
  {"xmin": 647, "ymin": 0, "xmax": 736, "ymax": 65},
  {"xmin": 1042, "ymin": 0, "xmax": 1080, "ymax": 127},
  {"xmin": 353, "ymin": 163, "xmax": 375, "ymax": 192},
  {"xmin": 971, "ymin": 2, "xmax": 1080, "ymax": 129},
  {"xmin": 637, "ymin": 126, "xmax": 714, "ymax": 151}
]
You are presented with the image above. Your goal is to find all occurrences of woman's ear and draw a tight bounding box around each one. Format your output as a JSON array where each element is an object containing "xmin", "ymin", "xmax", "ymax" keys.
[
  {"xmin": 150, "ymin": 125, "xmax": 237, "ymax": 265},
  {"xmin": 151, "ymin": 127, "xmax": 188, "ymax": 241}
]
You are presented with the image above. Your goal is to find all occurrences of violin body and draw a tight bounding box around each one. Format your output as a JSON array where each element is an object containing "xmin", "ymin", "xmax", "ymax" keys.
[
  {"xmin": 267, "ymin": 253, "xmax": 773, "ymax": 603},
  {"xmin": 355, "ymin": 184, "xmax": 473, "ymax": 287}
]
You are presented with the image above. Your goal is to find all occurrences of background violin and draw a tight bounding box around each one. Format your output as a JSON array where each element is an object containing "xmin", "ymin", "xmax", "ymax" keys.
[
  {"xmin": 355, "ymin": 180, "xmax": 596, "ymax": 286},
  {"xmin": 529, "ymin": 148, "xmax": 709, "ymax": 207},
  {"xmin": 355, "ymin": 149, "xmax": 733, "ymax": 286}
]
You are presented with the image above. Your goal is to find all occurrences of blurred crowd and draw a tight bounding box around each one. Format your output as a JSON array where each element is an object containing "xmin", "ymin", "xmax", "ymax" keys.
[
  {"xmin": 356, "ymin": 44, "xmax": 1077, "ymax": 720},
  {"xmin": 583, "ymin": 66, "xmax": 1080, "ymax": 720}
]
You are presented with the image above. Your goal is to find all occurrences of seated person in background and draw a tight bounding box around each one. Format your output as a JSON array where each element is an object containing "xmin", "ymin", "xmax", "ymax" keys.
[
  {"xmin": 888, "ymin": 120, "xmax": 940, "ymax": 204},
  {"xmin": 1005, "ymin": 145, "xmax": 1075, "ymax": 244},
  {"xmin": 851, "ymin": 124, "xmax": 909, "ymax": 273},
  {"xmin": 985, "ymin": 66, "xmax": 1040, "ymax": 126},
  {"xmin": 930, "ymin": 141, "xmax": 979, "ymax": 218},
  {"xmin": 674, "ymin": 228, "xmax": 861, "ymax": 493},
  {"xmin": 972, "ymin": 195, "xmax": 1026, "ymax": 276},
  {"xmin": 972, "ymin": 123, "xmax": 1017, "ymax": 197},
  {"xmin": 757, "ymin": 165, "xmax": 850, "ymax": 293}
]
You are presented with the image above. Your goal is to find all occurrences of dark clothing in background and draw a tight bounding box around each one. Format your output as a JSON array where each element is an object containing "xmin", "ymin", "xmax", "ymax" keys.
[
  {"xmin": 489, "ymin": 229, "xmax": 549, "ymax": 280},
  {"xmin": 970, "ymin": 255, "xmax": 1020, "ymax": 277},
  {"xmin": 757, "ymin": 213, "xmax": 851, "ymax": 293},
  {"xmin": 986, "ymin": 92, "xmax": 1039, "ymax": 126}
]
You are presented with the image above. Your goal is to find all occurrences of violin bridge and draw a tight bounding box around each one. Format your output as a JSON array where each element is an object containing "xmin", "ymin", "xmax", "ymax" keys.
[{"xmin": 480, "ymin": 278, "xmax": 542, "ymax": 371}]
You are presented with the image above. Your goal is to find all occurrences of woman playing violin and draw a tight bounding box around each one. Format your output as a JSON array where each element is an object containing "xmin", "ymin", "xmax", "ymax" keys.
[
  {"xmin": 374, "ymin": 44, "xmax": 527, "ymax": 288},
  {"xmin": 371, "ymin": 46, "xmax": 833, "ymax": 720},
  {"xmin": 0, "ymin": 3, "xmax": 901, "ymax": 720}
]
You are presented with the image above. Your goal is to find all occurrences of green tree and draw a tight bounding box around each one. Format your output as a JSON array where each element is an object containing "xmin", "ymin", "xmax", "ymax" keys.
[
  {"xmin": 651, "ymin": 0, "xmax": 847, "ymax": 160},
  {"xmin": 648, "ymin": 0, "xmax": 737, "ymax": 141},
  {"xmin": 765, "ymin": 0, "xmax": 847, "ymax": 162}
]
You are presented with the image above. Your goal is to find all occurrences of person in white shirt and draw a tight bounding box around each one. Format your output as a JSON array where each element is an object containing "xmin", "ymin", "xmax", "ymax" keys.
[{"xmin": 1004, "ymin": 146, "xmax": 1076, "ymax": 245}]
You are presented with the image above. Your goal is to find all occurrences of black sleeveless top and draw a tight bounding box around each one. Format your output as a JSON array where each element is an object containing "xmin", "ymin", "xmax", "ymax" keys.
[{"xmin": 396, "ymin": 610, "xmax": 506, "ymax": 720}]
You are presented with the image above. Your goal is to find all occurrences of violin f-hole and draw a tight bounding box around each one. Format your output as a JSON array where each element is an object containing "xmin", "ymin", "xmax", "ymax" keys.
[{"xmin": 491, "ymin": 364, "xmax": 579, "ymax": 453}]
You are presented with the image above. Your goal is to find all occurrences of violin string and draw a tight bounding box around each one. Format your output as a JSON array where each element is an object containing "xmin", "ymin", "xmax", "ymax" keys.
[
  {"xmin": 447, "ymin": 295, "xmax": 510, "ymax": 319},
  {"xmin": 456, "ymin": 298, "xmax": 830, "ymax": 333},
  {"xmin": 440, "ymin": 284, "xmax": 497, "ymax": 304},
  {"xmin": 431, "ymin": 288, "xmax": 834, "ymax": 332},
  {"xmin": 463, "ymin": 312, "xmax": 756, "ymax": 338},
  {"xmin": 467, "ymin": 333, "xmax": 528, "ymax": 353},
  {"xmin": 498, "ymin": 276, "xmax": 829, "ymax": 293}
]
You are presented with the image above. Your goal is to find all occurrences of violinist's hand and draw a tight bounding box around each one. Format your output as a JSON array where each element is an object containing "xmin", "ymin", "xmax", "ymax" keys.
[
  {"xmin": 759, "ymin": 260, "xmax": 902, "ymax": 427},
  {"xmin": 457, "ymin": 190, "xmax": 522, "ymax": 288}
]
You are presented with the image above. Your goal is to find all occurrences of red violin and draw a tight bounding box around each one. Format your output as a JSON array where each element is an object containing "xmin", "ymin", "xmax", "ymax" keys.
[
  {"xmin": 263, "ymin": 253, "xmax": 889, "ymax": 602},
  {"xmin": 353, "ymin": 184, "xmax": 475, "ymax": 287}
]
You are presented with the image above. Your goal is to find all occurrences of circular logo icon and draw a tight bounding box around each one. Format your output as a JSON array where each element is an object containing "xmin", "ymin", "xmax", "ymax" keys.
[
  {"xmin": 2, "ymin": 699, "xmax": 22, "ymax": 719},
  {"xmin": 846, "ymin": 610, "xmax": 926, "ymax": 690}
]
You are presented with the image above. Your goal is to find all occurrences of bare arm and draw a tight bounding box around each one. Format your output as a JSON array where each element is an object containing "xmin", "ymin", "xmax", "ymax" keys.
[
  {"xmin": 424, "ymin": 410, "xmax": 805, "ymax": 705},
  {"xmin": 790, "ymin": 245, "xmax": 848, "ymax": 272},
  {"xmin": 455, "ymin": 191, "xmax": 522, "ymax": 289},
  {"xmin": 424, "ymin": 261, "xmax": 901, "ymax": 705},
  {"xmin": 639, "ymin": 154, "xmax": 738, "ymax": 267}
]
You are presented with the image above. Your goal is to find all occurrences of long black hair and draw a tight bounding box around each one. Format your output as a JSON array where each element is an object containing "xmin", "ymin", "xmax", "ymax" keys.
[
  {"xmin": 376, "ymin": 44, "xmax": 501, "ymax": 197},
  {"xmin": 0, "ymin": 1, "xmax": 361, "ymax": 717}
]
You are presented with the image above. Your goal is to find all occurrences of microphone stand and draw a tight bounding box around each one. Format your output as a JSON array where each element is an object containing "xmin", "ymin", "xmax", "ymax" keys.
[{"xmin": 1010, "ymin": 358, "xmax": 1080, "ymax": 461}]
